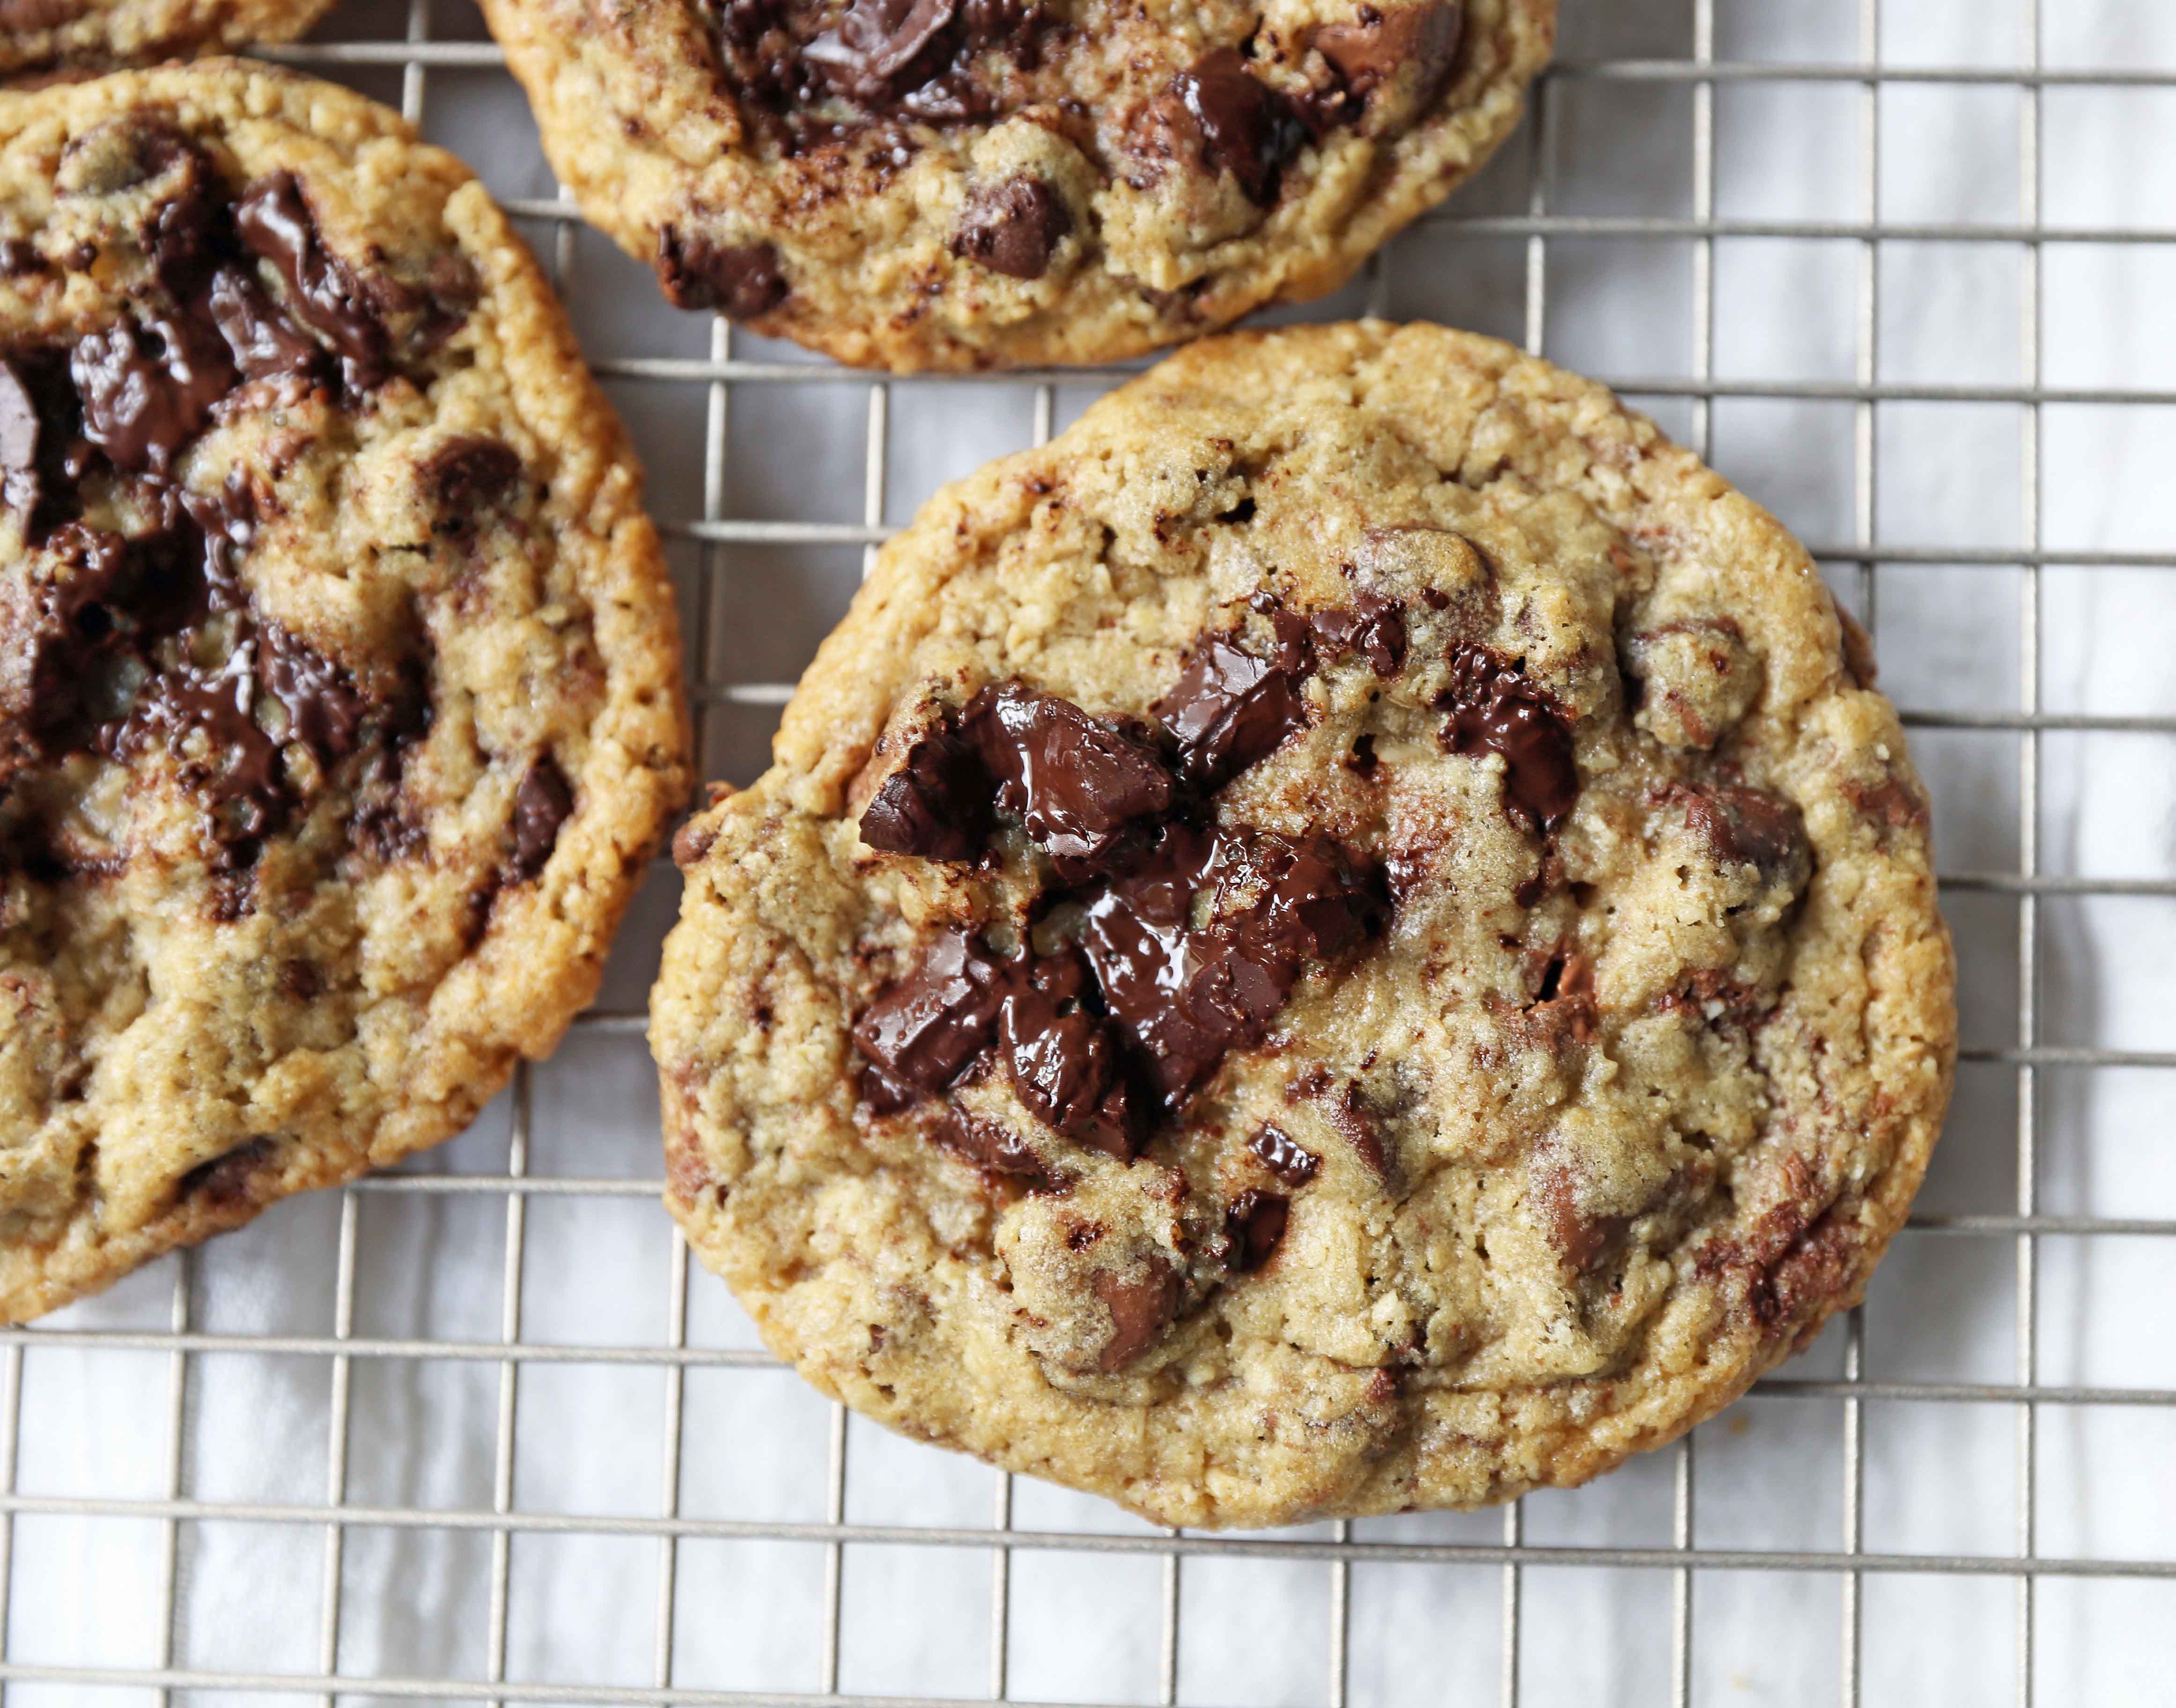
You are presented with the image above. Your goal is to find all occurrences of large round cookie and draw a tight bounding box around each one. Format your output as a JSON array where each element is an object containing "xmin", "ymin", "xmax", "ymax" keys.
[
  {"xmin": 483, "ymin": 0, "xmax": 1554, "ymax": 371},
  {"xmin": 652, "ymin": 323, "xmax": 1954, "ymax": 1528},
  {"xmin": 0, "ymin": 64, "xmax": 689, "ymax": 1323},
  {"xmin": 0, "ymin": 0, "xmax": 333, "ymax": 80}
]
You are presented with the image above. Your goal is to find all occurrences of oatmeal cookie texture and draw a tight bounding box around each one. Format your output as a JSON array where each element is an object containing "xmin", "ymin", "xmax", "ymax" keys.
[
  {"xmin": 480, "ymin": 0, "xmax": 1554, "ymax": 370},
  {"xmin": 652, "ymin": 321, "xmax": 1954, "ymax": 1529},
  {"xmin": 0, "ymin": 63, "xmax": 689, "ymax": 1323},
  {"xmin": 0, "ymin": 0, "xmax": 332, "ymax": 80}
]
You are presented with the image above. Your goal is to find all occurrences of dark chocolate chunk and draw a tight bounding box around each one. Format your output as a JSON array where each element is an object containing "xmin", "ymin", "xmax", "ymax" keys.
[
  {"xmin": 997, "ymin": 950, "xmax": 1140, "ymax": 1159},
  {"xmin": 205, "ymin": 265, "xmax": 325, "ymax": 385},
  {"xmin": 1079, "ymin": 825, "xmax": 1382, "ymax": 1108},
  {"xmin": 964, "ymin": 681, "xmax": 1174, "ymax": 869},
  {"xmin": 1308, "ymin": 591, "xmax": 1407, "ymax": 677},
  {"xmin": 1092, "ymin": 1258, "xmax": 1179, "ymax": 1371},
  {"xmin": 952, "ymin": 175, "xmax": 1072, "ymax": 279},
  {"xmin": 0, "ymin": 357, "xmax": 39, "ymax": 514},
  {"xmin": 934, "ymin": 1104, "xmax": 1056, "ymax": 1187},
  {"xmin": 1223, "ymin": 1188, "xmax": 1289, "ymax": 1271},
  {"xmin": 422, "ymin": 434, "xmax": 525, "ymax": 545},
  {"xmin": 1670, "ymin": 782, "xmax": 1810, "ymax": 892},
  {"xmin": 1248, "ymin": 1121, "xmax": 1320, "ymax": 1187},
  {"xmin": 259, "ymin": 623, "xmax": 368, "ymax": 764},
  {"xmin": 807, "ymin": 0, "xmax": 957, "ymax": 92},
  {"xmin": 69, "ymin": 310, "xmax": 238, "ymax": 475},
  {"xmin": 1171, "ymin": 47, "xmax": 1309, "ymax": 206},
  {"xmin": 234, "ymin": 172, "xmax": 392, "ymax": 389},
  {"xmin": 1154, "ymin": 624, "xmax": 1315, "ymax": 790},
  {"xmin": 509, "ymin": 755, "xmax": 574, "ymax": 882},
  {"xmin": 852, "ymin": 926, "xmax": 1007, "ymax": 1100},
  {"xmin": 137, "ymin": 127, "xmax": 222, "ymax": 299},
  {"xmin": 175, "ymin": 1136, "xmax": 278, "ymax": 1211},
  {"xmin": 1314, "ymin": 3, "xmax": 1463, "ymax": 103},
  {"xmin": 656, "ymin": 228, "xmax": 790, "ymax": 318},
  {"xmin": 1437, "ymin": 643, "xmax": 1578, "ymax": 832},
  {"xmin": 858, "ymin": 715, "xmax": 994, "ymax": 861},
  {"xmin": 0, "ymin": 238, "xmax": 44, "ymax": 275}
]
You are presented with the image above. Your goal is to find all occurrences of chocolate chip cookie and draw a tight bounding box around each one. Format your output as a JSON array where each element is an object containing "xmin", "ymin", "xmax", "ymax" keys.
[
  {"xmin": 0, "ymin": 64, "xmax": 689, "ymax": 1323},
  {"xmin": 481, "ymin": 0, "xmax": 1554, "ymax": 370},
  {"xmin": 1, "ymin": 0, "xmax": 332, "ymax": 80},
  {"xmin": 652, "ymin": 322, "xmax": 1954, "ymax": 1528}
]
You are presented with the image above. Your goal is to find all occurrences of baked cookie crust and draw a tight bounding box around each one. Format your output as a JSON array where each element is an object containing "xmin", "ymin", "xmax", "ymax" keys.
[
  {"xmin": 1, "ymin": 0, "xmax": 333, "ymax": 81},
  {"xmin": 0, "ymin": 63, "xmax": 689, "ymax": 1322},
  {"xmin": 651, "ymin": 322, "xmax": 1954, "ymax": 1529},
  {"xmin": 482, "ymin": 0, "xmax": 1555, "ymax": 370}
]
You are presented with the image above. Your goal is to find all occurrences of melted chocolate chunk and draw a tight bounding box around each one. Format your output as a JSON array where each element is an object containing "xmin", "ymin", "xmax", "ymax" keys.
[
  {"xmin": 853, "ymin": 927, "xmax": 1007, "ymax": 1103},
  {"xmin": 951, "ymin": 175, "xmax": 1071, "ymax": 279},
  {"xmin": 1172, "ymin": 47, "xmax": 1308, "ymax": 206},
  {"xmin": 1308, "ymin": 591, "xmax": 1407, "ymax": 677},
  {"xmin": 234, "ymin": 173, "xmax": 393, "ymax": 390},
  {"xmin": 1092, "ymin": 1259, "xmax": 1179, "ymax": 1371},
  {"xmin": 135, "ymin": 126, "xmax": 223, "ymax": 299},
  {"xmin": 423, "ymin": 435, "xmax": 525, "ymax": 546},
  {"xmin": 509, "ymin": 756, "xmax": 574, "ymax": 882},
  {"xmin": 656, "ymin": 228, "xmax": 790, "ymax": 318},
  {"xmin": 997, "ymin": 950, "xmax": 1140, "ymax": 1159},
  {"xmin": 1155, "ymin": 622, "xmax": 1314, "ymax": 790},
  {"xmin": 1248, "ymin": 1121, "xmax": 1320, "ymax": 1187},
  {"xmin": 1437, "ymin": 643, "xmax": 1578, "ymax": 832},
  {"xmin": 205, "ymin": 265, "xmax": 326, "ymax": 385},
  {"xmin": 1532, "ymin": 1158, "xmax": 1625, "ymax": 1273},
  {"xmin": 0, "ymin": 358, "xmax": 39, "ymax": 514},
  {"xmin": 807, "ymin": 0, "xmax": 958, "ymax": 93},
  {"xmin": 858, "ymin": 715, "xmax": 993, "ymax": 861},
  {"xmin": 965, "ymin": 682, "xmax": 1174, "ymax": 870},
  {"xmin": 1079, "ymin": 825, "xmax": 1383, "ymax": 1108},
  {"xmin": 1313, "ymin": 3, "xmax": 1464, "ymax": 103},
  {"xmin": 1223, "ymin": 1188, "xmax": 1289, "ymax": 1271},
  {"xmin": 70, "ymin": 310, "xmax": 237, "ymax": 476}
]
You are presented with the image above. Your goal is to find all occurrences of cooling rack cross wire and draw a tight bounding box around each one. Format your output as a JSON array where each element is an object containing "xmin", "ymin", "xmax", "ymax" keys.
[{"xmin": 2, "ymin": 0, "xmax": 2172, "ymax": 1702}]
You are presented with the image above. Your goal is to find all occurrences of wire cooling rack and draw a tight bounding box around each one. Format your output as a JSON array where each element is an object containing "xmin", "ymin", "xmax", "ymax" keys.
[{"xmin": 4, "ymin": 0, "xmax": 2174, "ymax": 1702}]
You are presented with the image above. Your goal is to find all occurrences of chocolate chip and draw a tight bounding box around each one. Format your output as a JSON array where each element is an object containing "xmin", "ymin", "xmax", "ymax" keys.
[
  {"xmin": 853, "ymin": 927, "xmax": 1007, "ymax": 1101},
  {"xmin": 175, "ymin": 1136, "xmax": 278, "ymax": 1211},
  {"xmin": 1171, "ymin": 47, "xmax": 1308, "ymax": 206},
  {"xmin": 1308, "ymin": 591, "xmax": 1407, "ymax": 677},
  {"xmin": 69, "ymin": 310, "xmax": 238, "ymax": 476},
  {"xmin": 934, "ymin": 1104, "xmax": 1056, "ymax": 1187},
  {"xmin": 965, "ymin": 682, "xmax": 1174, "ymax": 870},
  {"xmin": 423, "ymin": 435, "xmax": 525, "ymax": 543},
  {"xmin": 807, "ymin": 0, "xmax": 957, "ymax": 93},
  {"xmin": 858, "ymin": 715, "xmax": 994, "ymax": 861},
  {"xmin": 1154, "ymin": 621, "xmax": 1315, "ymax": 790},
  {"xmin": 1437, "ymin": 644, "xmax": 1578, "ymax": 832},
  {"xmin": 997, "ymin": 950, "xmax": 1140, "ymax": 1159},
  {"xmin": 1319, "ymin": 1076, "xmax": 1394, "ymax": 1178},
  {"xmin": 1313, "ymin": 3, "xmax": 1463, "ymax": 103},
  {"xmin": 1092, "ymin": 1258, "xmax": 1179, "ymax": 1371},
  {"xmin": 1248, "ymin": 1122, "xmax": 1320, "ymax": 1187},
  {"xmin": 1670, "ymin": 782, "xmax": 1811, "ymax": 893},
  {"xmin": 234, "ymin": 172, "xmax": 392, "ymax": 390},
  {"xmin": 259, "ymin": 625, "xmax": 369, "ymax": 764},
  {"xmin": 509, "ymin": 755, "xmax": 574, "ymax": 883},
  {"xmin": 205, "ymin": 265, "xmax": 325, "ymax": 385},
  {"xmin": 0, "ymin": 239, "xmax": 44, "ymax": 275},
  {"xmin": 1079, "ymin": 825, "xmax": 1382, "ymax": 1108},
  {"xmin": 1223, "ymin": 1188, "xmax": 1289, "ymax": 1271},
  {"xmin": 0, "ymin": 358, "xmax": 40, "ymax": 514},
  {"xmin": 952, "ymin": 175, "xmax": 1072, "ymax": 279},
  {"xmin": 1531, "ymin": 1156, "xmax": 1625, "ymax": 1273},
  {"xmin": 656, "ymin": 228, "xmax": 790, "ymax": 318}
]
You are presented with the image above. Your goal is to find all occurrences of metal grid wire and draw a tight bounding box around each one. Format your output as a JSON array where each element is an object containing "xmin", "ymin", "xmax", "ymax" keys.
[{"xmin": 2, "ymin": 0, "xmax": 2173, "ymax": 1701}]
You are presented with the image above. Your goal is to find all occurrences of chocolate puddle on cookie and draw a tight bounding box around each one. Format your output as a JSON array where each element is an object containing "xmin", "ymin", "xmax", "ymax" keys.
[{"xmin": 0, "ymin": 116, "xmax": 490, "ymax": 893}]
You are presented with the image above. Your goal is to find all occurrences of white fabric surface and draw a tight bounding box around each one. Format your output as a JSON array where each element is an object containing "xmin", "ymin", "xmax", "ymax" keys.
[{"xmin": 11, "ymin": 0, "xmax": 2175, "ymax": 1702}]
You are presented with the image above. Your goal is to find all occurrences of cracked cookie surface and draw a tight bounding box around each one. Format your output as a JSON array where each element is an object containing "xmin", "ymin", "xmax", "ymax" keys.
[
  {"xmin": 651, "ymin": 321, "xmax": 1954, "ymax": 1528},
  {"xmin": 0, "ymin": 0, "xmax": 332, "ymax": 80},
  {"xmin": 481, "ymin": 0, "xmax": 1553, "ymax": 370},
  {"xmin": 0, "ymin": 63, "xmax": 689, "ymax": 1323}
]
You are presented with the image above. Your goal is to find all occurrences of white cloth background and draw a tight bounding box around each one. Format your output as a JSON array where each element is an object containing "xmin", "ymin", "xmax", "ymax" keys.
[{"xmin": 9, "ymin": 0, "xmax": 2174, "ymax": 1703}]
